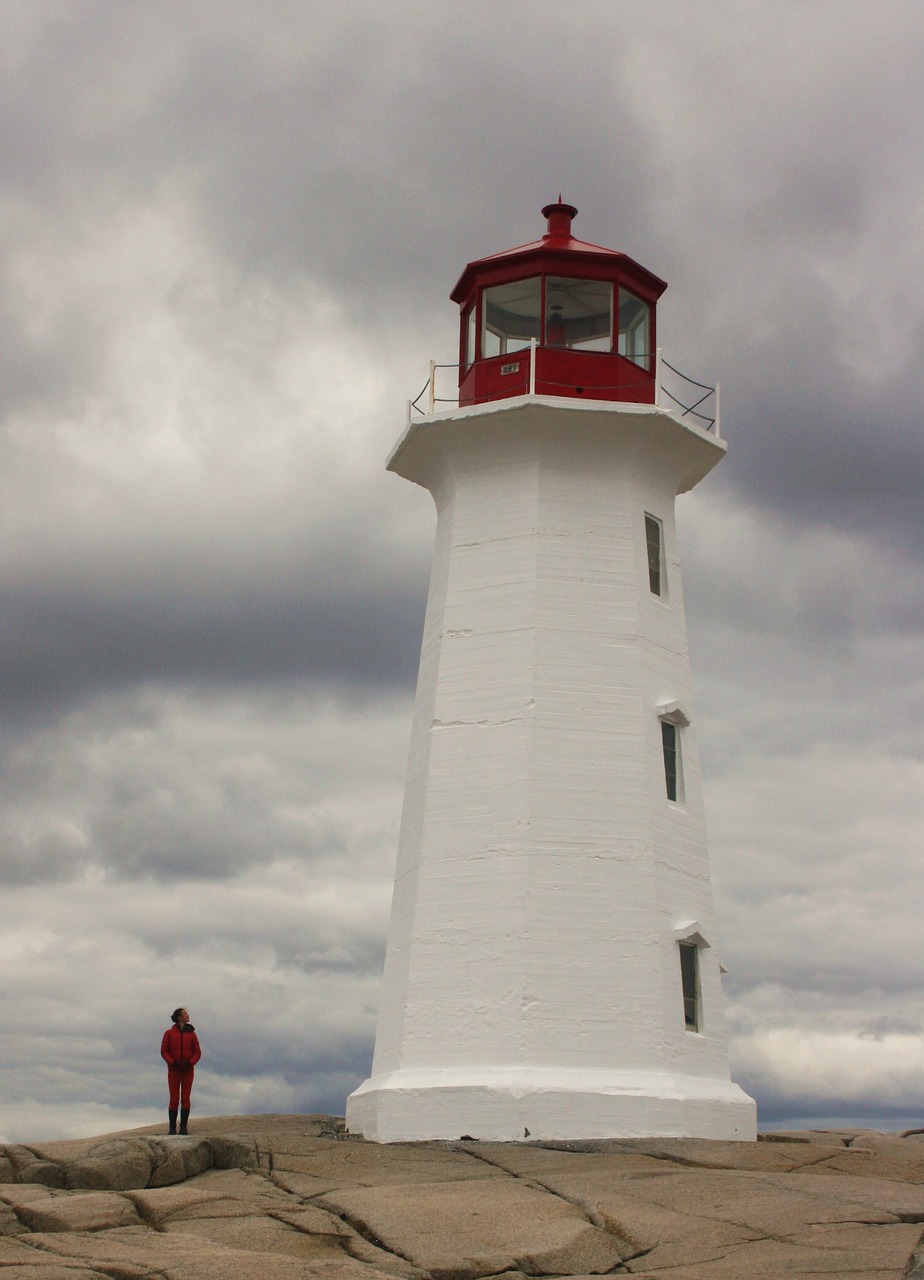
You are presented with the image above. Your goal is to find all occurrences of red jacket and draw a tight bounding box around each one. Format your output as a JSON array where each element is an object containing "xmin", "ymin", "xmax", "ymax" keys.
[{"xmin": 161, "ymin": 1024, "xmax": 201, "ymax": 1070}]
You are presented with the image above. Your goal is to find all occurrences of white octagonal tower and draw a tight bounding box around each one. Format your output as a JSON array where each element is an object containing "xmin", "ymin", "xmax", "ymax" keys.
[{"xmin": 347, "ymin": 202, "xmax": 756, "ymax": 1142}]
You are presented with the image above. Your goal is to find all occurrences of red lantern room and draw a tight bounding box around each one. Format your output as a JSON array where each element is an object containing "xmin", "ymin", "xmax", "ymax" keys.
[{"xmin": 451, "ymin": 200, "xmax": 667, "ymax": 407}]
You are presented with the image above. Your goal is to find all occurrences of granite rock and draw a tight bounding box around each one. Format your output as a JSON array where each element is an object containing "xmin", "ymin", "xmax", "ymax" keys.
[{"xmin": 0, "ymin": 1115, "xmax": 922, "ymax": 1278}]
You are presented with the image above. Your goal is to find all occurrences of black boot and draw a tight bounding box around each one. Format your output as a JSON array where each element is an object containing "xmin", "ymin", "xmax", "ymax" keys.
[
  {"xmin": 179, "ymin": 1108, "xmax": 189, "ymax": 1135},
  {"xmin": 168, "ymin": 1109, "xmax": 177, "ymax": 1135}
]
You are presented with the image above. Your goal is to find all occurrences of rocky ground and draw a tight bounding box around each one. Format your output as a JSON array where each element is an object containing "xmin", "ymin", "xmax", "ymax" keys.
[{"xmin": 1, "ymin": 1116, "xmax": 923, "ymax": 1279}]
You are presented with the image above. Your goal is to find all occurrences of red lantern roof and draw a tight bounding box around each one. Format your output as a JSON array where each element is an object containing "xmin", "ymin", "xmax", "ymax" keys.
[{"xmin": 450, "ymin": 200, "xmax": 667, "ymax": 308}]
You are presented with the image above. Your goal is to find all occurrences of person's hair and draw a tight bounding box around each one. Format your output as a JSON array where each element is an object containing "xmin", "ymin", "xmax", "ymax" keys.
[{"xmin": 171, "ymin": 1008, "xmax": 186, "ymax": 1024}]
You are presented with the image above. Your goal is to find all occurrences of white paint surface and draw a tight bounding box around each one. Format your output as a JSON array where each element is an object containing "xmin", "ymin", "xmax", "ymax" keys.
[{"xmin": 347, "ymin": 396, "xmax": 756, "ymax": 1142}]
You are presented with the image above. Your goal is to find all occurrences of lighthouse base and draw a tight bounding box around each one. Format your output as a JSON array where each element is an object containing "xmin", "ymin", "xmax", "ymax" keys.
[{"xmin": 346, "ymin": 1067, "xmax": 756, "ymax": 1143}]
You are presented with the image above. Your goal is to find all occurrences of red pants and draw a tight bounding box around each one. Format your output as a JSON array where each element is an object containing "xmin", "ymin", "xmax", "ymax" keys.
[{"xmin": 167, "ymin": 1065, "xmax": 194, "ymax": 1109}]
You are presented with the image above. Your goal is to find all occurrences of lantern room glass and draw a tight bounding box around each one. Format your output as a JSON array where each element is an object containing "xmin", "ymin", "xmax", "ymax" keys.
[
  {"xmin": 482, "ymin": 277, "xmax": 541, "ymax": 358},
  {"xmin": 463, "ymin": 303, "xmax": 476, "ymax": 368},
  {"xmin": 618, "ymin": 288, "xmax": 651, "ymax": 369},
  {"xmin": 544, "ymin": 278, "xmax": 612, "ymax": 351}
]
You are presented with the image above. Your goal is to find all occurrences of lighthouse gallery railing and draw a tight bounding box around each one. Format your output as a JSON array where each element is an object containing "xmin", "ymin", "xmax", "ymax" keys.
[{"xmin": 408, "ymin": 343, "xmax": 721, "ymax": 438}]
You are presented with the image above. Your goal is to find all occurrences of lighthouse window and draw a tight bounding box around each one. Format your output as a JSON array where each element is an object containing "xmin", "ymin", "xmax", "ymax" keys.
[
  {"xmin": 618, "ymin": 288, "xmax": 650, "ymax": 370},
  {"xmin": 679, "ymin": 942, "xmax": 701, "ymax": 1031},
  {"xmin": 482, "ymin": 277, "xmax": 541, "ymax": 358},
  {"xmin": 463, "ymin": 303, "xmax": 476, "ymax": 368},
  {"xmin": 645, "ymin": 513, "xmax": 663, "ymax": 596},
  {"xmin": 544, "ymin": 278, "xmax": 612, "ymax": 351},
  {"xmin": 661, "ymin": 719, "xmax": 682, "ymax": 802}
]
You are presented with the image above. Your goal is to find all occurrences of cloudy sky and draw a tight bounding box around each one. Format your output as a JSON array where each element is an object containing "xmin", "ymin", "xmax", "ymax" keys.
[{"xmin": 2, "ymin": 0, "xmax": 923, "ymax": 1143}]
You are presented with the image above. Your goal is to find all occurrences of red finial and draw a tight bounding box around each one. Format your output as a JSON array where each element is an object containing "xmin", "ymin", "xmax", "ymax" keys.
[{"xmin": 541, "ymin": 199, "xmax": 578, "ymax": 239}]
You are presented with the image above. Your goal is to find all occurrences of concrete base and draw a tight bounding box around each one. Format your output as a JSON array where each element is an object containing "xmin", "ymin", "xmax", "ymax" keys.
[{"xmin": 346, "ymin": 1067, "xmax": 757, "ymax": 1143}]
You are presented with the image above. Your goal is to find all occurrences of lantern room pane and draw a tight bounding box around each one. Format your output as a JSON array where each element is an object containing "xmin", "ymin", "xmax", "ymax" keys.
[
  {"xmin": 463, "ymin": 303, "xmax": 476, "ymax": 368},
  {"xmin": 482, "ymin": 277, "xmax": 541, "ymax": 358},
  {"xmin": 618, "ymin": 288, "xmax": 650, "ymax": 369},
  {"xmin": 545, "ymin": 278, "xmax": 612, "ymax": 351}
]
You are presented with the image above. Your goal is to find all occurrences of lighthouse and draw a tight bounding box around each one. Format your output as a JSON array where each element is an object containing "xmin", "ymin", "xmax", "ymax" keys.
[{"xmin": 346, "ymin": 202, "xmax": 756, "ymax": 1142}]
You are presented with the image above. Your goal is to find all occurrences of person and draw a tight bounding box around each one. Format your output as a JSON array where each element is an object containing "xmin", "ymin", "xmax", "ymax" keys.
[{"xmin": 160, "ymin": 1007, "xmax": 201, "ymax": 1135}]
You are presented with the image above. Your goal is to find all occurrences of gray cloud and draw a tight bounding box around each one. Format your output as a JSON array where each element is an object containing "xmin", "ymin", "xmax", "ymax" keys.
[{"xmin": 0, "ymin": 569, "xmax": 426, "ymax": 724}]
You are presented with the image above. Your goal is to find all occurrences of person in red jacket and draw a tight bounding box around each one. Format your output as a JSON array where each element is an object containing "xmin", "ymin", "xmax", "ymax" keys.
[{"xmin": 160, "ymin": 1007, "xmax": 201, "ymax": 1135}]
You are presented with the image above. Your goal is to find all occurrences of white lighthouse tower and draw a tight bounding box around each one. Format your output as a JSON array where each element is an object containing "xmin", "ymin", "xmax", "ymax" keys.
[{"xmin": 347, "ymin": 202, "xmax": 756, "ymax": 1142}]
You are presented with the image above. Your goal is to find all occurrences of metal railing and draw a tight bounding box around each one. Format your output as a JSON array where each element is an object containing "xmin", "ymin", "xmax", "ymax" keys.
[
  {"xmin": 654, "ymin": 352, "xmax": 720, "ymax": 435},
  {"xmin": 408, "ymin": 360, "xmax": 465, "ymax": 417},
  {"xmin": 407, "ymin": 345, "xmax": 720, "ymax": 437}
]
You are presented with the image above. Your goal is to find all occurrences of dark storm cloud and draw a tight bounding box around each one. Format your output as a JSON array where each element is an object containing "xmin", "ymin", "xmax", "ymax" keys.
[
  {"xmin": 8, "ymin": 0, "xmax": 920, "ymax": 555},
  {"xmin": 0, "ymin": 684, "xmax": 410, "ymax": 889},
  {"xmin": 723, "ymin": 314, "xmax": 924, "ymax": 552},
  {"xmin": 0, "ymin": 0, "xmax": 660, "ymax": 362},
  {"xmin": 160, "ymin": 8, "xmax": 661, "ymax": 311},
  {"xmin": 0, "ymin": 567, "xmax": 425, "ymax": 726},
  {"xmin": 751, "ymin": 1096, "xmax": 924, "ymax": 1131}
]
